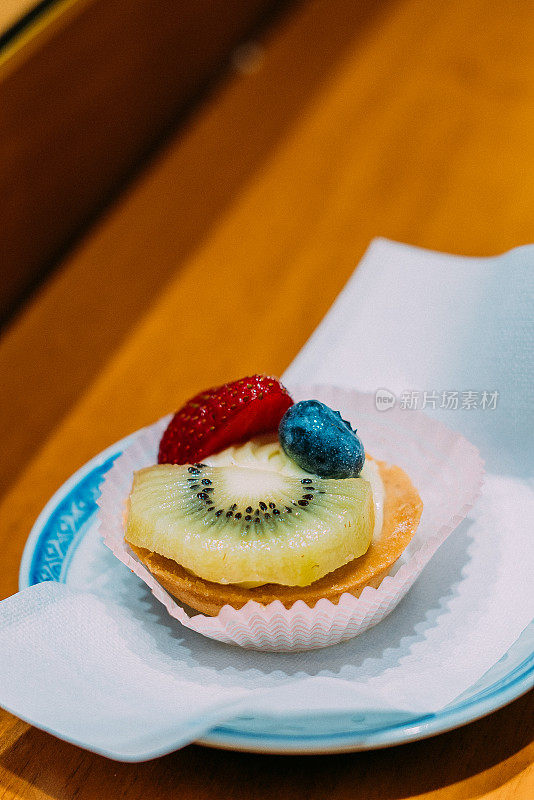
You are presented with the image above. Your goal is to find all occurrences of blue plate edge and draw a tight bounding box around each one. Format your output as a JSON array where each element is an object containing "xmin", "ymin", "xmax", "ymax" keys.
[{"xmin": 17, "ymin": 438, "xmax": 534, "ymax": 756}]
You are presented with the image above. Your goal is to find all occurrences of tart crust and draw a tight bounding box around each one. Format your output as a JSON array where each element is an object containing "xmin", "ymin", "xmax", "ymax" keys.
[{"xmin": 127, "ymin": 459, "xmax": 422, "ymax": 615}]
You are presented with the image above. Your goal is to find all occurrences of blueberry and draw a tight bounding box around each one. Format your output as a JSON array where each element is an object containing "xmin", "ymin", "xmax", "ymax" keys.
[{"xmin": 278, "ymin": 400, "xmax": 365, "ymax": 479}]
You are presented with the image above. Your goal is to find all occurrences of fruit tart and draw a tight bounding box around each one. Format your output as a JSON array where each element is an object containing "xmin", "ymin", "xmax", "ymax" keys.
[{"xmin": 124, "ymin": 376, "xmax": 423, "ymax": 615}]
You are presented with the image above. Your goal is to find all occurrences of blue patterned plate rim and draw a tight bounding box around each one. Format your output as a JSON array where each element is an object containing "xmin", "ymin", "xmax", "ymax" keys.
[{"xmin": 19, "ymin": 431, "xmax": 534, "ymax": 755}]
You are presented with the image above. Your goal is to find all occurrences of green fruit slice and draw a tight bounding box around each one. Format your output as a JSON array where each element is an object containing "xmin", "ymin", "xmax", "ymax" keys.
[{"xmin": 126, "ymin": 464, "xmax": 374, "ymax": 587}]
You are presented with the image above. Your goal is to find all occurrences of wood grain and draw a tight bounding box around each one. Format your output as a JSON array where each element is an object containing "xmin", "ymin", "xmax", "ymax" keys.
[
  {"xmin": 0, "ymin": 0, "xmax": 283, "ymax": 322},
  {"xmin": 0, "ymin": 695, "xmax": 532, "ymax": 799},
  {"xmin": 0, "ymin": 0, "xmax": 532, "ymax": 797},
  {"xmin": 0, "ymin": 0, "xmax": 381, "ymax": 500},
  {"xmin": 0, "ymin": 0, "xmax": 36, "ymax": 34}
]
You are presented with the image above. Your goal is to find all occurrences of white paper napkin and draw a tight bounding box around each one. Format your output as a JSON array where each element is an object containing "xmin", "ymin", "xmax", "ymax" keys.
[
  {"xmin": 1, "ymin": 239, "xmax": 533, "ymax": 760},
  {"xmin": 285, "ymin": 238, "xmax": 534, "ymax": 478}
]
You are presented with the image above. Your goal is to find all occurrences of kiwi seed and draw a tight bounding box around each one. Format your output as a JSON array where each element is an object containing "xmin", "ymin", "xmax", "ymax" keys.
[{"xmin": 178, "ymin": 464, "xmax": 331, "ymax": 537}]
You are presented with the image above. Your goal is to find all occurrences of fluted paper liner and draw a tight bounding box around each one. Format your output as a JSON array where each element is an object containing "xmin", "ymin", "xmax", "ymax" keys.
[{"xmin": 97, "ymin": 386, "xmax": 484, "ymax": 651}]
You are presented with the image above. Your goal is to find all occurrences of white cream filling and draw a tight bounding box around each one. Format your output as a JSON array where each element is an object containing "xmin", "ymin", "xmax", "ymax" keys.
[{"xmin": 360, "ymin": 458, "xmax": 384, "ymax": 543}]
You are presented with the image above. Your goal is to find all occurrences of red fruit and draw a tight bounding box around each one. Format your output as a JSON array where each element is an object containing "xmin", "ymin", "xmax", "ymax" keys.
[{"xmin": 158, "ymin": 375, "xmax": 293, "ymax": 465}]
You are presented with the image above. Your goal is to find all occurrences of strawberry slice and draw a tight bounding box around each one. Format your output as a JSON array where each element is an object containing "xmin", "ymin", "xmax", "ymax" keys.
[{"xmin": 158, "ymin": 375, "xmax": 293, "ymax": 464}]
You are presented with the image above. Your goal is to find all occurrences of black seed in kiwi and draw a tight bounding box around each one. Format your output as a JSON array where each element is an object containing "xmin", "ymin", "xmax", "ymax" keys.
[{"xmin": 176, "ymin": 466, "xmax": 338, "ymax": 538}]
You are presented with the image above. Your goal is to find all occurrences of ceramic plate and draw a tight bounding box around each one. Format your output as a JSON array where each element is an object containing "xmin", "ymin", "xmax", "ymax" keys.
[{"xmin": 19, "ymin": 432, "xmax": 533, "ymax": 755}]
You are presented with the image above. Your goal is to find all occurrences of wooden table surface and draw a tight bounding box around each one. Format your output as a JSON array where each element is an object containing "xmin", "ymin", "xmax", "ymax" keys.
[{"xmin": 0, "ymin": 0, "xmax": 532, "ymax": 796}]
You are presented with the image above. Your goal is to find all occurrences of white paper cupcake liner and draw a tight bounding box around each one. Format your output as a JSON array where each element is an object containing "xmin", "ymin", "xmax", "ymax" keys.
[{"xmin": 97, "ymin": 385, "xmax": 484, "ymax": 652}]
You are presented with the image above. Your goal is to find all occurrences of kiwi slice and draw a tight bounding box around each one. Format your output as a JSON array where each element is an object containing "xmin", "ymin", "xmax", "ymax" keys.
[{"xmin": 126, "ymin": 463, "xmax": 374, "ymax": 587}]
